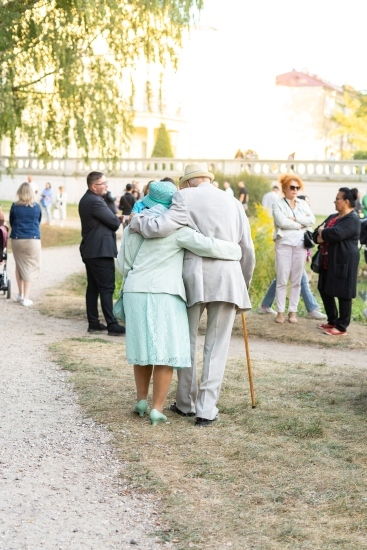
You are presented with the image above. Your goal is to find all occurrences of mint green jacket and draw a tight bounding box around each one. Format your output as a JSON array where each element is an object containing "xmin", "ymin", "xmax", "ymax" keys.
[{"xmin": 116, "ymin": 227, "xmax": 241, "ymax": 302}]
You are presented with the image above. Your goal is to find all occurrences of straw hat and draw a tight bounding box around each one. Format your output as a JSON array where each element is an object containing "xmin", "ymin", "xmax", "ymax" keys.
[
  {"xmin": 179, "ymin": 163, "xmax": 214, "ymax": 186},
  {"xmin": 142, "ymin": 181, "xmax": 177, "ymax": 209}
]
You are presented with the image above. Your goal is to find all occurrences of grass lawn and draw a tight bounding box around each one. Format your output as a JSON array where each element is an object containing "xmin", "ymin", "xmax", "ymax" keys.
[
  {"xmin": 50, "ymin": 336, "xmax": 367, "ymax": 549},
  {"xmin": 0, "ymin": 199, "xmax": 80, "ymax": 221},
  {"xmin": 39, "ymin": 224, "xmax": 81, "ymax": 247},
  {"xmin": 5, "ymin": 224, "xmax": 81, "ymax": 250}
]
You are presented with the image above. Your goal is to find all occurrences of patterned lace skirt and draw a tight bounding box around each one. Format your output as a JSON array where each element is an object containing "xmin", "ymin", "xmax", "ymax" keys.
[{"xmin": 123, "ymin": 292, "xmax": 191, "ymax": 369}]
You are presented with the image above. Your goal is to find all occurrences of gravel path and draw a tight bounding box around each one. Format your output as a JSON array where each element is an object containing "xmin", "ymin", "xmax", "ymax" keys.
[{"xmin": 0, "ymin": 246, "xmax": 164, "ymax": 549}]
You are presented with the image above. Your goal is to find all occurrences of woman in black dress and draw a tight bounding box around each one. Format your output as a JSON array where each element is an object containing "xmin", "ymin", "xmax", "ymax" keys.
[{"xmin": 313, "ymin": 187, "xmax": 361, "ymax": 335}]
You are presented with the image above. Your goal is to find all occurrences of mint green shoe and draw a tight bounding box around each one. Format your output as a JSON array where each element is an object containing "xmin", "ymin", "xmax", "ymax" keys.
[
  {"xmin": 149, "ymin": 409, "xmax": 167, "ymax": 426},
  {"xmin": 134, "ymin": 400, "xmax": 148, "ymax": 417}
]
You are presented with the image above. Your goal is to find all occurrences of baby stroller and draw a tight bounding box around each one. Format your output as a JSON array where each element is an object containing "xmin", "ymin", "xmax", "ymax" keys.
[{"xmin": 0, "ymin": 223, "xmax": 11, "ymax": 299}]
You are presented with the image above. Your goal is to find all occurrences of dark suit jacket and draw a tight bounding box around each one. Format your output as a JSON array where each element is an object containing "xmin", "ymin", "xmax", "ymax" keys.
[
  {"xmin": 312, "ymin": 211, "xmax": 360, "ymax": 299},
  {"xmin": 119, "ymin": 192, "xmax": 136, "ymax": 215},
  {"xmin": 79, "ymin": 190, "xmax": 121, "ymax": 259}
]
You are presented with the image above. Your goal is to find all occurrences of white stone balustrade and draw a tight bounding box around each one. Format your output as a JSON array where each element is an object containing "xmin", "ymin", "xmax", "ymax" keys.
[{"xmin": 1, "ymin": 157, "xmax": 367, "ymax": 180}]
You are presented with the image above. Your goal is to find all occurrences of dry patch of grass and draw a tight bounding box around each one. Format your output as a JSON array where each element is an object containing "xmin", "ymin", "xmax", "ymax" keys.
[
  {"xmin": 40, "ymin": 224, "xmax": 81, "ymax": 247},
  {"xmin": 229, "ymin": 310, "xmax": 367, "ymax": 351},
  {"xmin": 37, "ymin": 270, "xmax": 121, "ymax": 321},
  {"xmin": 38, "ymin": 272, "xmax": 87, "ymax": 320},
  {"xmin": 51, "ymin": 337, "xmax": 367, "ymax": 549}
]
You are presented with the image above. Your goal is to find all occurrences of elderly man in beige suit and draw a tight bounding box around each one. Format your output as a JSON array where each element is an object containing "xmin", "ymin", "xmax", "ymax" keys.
[{"xmin": 130, "ymin": 163, "xmax": 255, "ymax": 426}]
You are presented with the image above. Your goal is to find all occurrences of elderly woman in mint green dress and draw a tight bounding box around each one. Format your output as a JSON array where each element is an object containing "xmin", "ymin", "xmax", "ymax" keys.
[{"xmin": 116, "ymin": 181, "xmax": 241, "ymax": 426}]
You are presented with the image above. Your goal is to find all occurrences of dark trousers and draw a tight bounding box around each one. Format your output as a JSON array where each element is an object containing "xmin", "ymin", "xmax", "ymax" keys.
[
  {"xmin": 83, "ymin": 257, "xmax": 117, "ymax": 328},
  {"xmin": 319, "ymin": 269, "xmax": 352, "ymax": 332}
]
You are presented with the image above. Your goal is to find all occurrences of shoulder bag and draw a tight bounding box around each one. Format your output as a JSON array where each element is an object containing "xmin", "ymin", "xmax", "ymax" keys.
[
  {"xmin": 310, "ymin": 247, "xmax": 322, "ymax": 274},
  {"xmin": 304, "ymin": 230, "xmax": 315, "ymax": 249}
]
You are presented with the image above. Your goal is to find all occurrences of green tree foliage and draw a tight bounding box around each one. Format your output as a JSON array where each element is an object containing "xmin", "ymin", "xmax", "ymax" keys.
[
  {"xmin": 353, "ymin": 151, "xmax": 367, "ymax": 160},
  {"xmin": 332, "ymin": 89, "xmax": 367, "ymax": 156},
  {"xmin": 151, "ymin": 123, "xmax": 174, "ymax": 157},
  {"xmin": 0, "ymin": 0, "xmax": 202, "ymax": 160}
]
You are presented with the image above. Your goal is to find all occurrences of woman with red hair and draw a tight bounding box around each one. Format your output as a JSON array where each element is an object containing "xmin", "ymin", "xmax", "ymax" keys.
[{"xmin": 272, "ymin": 174, "xmax": 315, "ymax": 323}]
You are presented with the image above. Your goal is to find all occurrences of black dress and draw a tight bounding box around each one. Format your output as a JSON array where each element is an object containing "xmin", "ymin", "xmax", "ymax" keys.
[{"xmin": 312, "ymin": 211, "xmax": 360, "ymax": 331}]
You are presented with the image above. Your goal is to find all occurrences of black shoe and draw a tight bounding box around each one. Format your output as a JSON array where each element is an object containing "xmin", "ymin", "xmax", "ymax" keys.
[
  {"xmin": 87, "ymin": 322, "xmax": 108, "ymax": 333},
  {"xmin": 169, "ymin": 402, "xmax": 195, "ymax": 417},
  {"xmin": 195, "ymin": 416, "xmax": 218, "ymax": 427},
  {"xmin": 107, "ymin": 323, "xmax": 126, "ymax": 336}
]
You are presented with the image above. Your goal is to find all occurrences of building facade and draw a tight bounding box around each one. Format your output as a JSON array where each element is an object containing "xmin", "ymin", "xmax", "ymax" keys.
[{"xmin": 274, "ymin": 70, "xmax": 346, "ymax": 160}]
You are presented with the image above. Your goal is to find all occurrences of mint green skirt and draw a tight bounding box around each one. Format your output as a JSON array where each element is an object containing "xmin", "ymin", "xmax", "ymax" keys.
[{"xmin": 123, "ymin": 292, "xmax": 191, "ymax": 368}]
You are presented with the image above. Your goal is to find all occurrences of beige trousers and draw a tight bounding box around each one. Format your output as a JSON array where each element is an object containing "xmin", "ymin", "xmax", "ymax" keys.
[{"xmin": 175, "ymin": 301, "xmax": 237, "ymax": 420}]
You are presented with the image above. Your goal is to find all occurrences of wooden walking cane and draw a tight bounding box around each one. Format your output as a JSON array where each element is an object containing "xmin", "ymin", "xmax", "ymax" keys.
[{"xmin": 241, "ymin": 313, "xmax": 256, "ymax": 408}]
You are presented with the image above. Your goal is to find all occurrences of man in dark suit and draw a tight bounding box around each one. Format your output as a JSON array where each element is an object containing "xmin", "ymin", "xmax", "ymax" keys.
[{"xmin": 79, "ymin": 171, "xmax": 125, "ymax": 336}]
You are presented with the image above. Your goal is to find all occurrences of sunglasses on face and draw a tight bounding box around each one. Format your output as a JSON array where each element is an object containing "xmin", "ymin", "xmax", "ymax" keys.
[{"xmin": 289, "ymin": 185, "xmax": 300, "ymax": 191}]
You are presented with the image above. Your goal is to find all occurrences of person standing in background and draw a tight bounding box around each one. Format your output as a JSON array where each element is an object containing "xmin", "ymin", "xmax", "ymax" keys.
[
  {"xmin": 79, "ymin": 171, "xmax": 125, "ymax": 336},
  {"xmin": 238, "ymin": 180, "xmax": 249, "ymax": 211},
  {"xmin": 223, "ymin": 181, "xmax": 234, "ymax": 196},
  {"xmin": 119, "ymin": 184, "xmax": 136, "ymax": 226},
  {"xmin": 313, "ymin": 187, "xmax": 361, "ymax": 336},
  {"xmin": 40, "ymin": 182, "xmax": 53, "ymax": 224},
  {"xmin": 27, "ymin": 175, "xmax": 39, "ymax": 201},
  {"xmin": 9, "ymin": 182, "xmax": 42, "ymax": 306},
  {"xmin": 56, "ymin": 186, "xmax": 68, "ymax": 227},
  {"xmin": 262, "ymin": 185, "xmax": 280, "ymax": 214},
  {"xmin": 272, "ymin": 174, "xmax": 315, "ymax": 324}
]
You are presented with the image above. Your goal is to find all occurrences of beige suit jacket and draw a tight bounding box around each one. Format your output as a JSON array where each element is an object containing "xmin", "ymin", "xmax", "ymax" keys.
[{"xmin": 129, "ymin": 183, "xmax": 255, "ymax": 310}]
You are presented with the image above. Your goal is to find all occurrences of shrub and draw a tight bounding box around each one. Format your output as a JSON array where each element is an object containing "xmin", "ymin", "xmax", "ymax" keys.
[
  {"xmin": 353, "ymin": 151, "xmax": 367, "ymax": 160},
  {"xmin": 151, "ymin": 123, "xmax": 174, "ymax": 158},
  {"xmin": 249, "ymin": 204, "xmax": 275, "ymax": 305},
  {"xmin": 214, "ymin": 172, "xmax": 271, "ymax": 215}
]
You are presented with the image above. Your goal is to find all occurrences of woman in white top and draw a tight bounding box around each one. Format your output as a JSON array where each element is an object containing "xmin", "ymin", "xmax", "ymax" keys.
[
  {"xmin": 272, "ymin": 174, "xmax": 315, "ymax": 324},
  {"xmin": 56, "ymin": 186, "xmax": 67, "ymax": 227}
]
